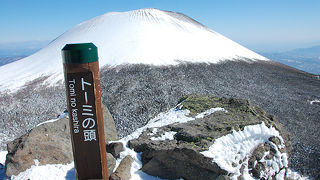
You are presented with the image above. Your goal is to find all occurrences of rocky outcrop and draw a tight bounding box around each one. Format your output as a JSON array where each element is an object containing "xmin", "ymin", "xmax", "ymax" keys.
[
  {"xmin": 128, "ymin": 95, "xmax": 291, "ymax": 180},
  {"xmin": 5, "ymin": 105, "xmax": 118, "ymax": 177}
]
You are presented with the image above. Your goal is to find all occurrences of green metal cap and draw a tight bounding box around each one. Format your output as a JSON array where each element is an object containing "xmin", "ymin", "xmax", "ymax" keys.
[{"xmin": 62, "ymin": 43, "xmax": 98, "ymax": 64}]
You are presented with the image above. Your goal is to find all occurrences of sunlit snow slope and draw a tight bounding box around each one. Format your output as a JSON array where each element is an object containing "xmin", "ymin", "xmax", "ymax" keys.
[{"xmin": 0, "ymin": 8, "xmax": 267, "ymax": 91}]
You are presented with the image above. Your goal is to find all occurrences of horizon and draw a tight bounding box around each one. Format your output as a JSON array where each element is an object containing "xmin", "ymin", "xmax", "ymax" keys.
[{"xmin": 0, "ymin": 0, "xmax": 320, "ymax": 52}]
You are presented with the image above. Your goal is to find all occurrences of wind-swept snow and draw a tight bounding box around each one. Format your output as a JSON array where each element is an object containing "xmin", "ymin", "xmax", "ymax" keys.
[
  {"xmin": 201, "ymin": 122, "xmax": 288, "ymax": 179},
  {"xmin": 0, "ymin": 8, "xmax": 267, "ymax": 92}
]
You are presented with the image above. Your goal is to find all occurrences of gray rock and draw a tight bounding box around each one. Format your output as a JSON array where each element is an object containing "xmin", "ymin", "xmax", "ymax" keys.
[
  {"xmin": 128, "ymin": 95, "xmax": 291, "ymax": 180},
  {"xmin": 102, "ymin": 105, "xmax": 119, "ymax": 142},
  {"xmin": 107, "ymin": 153, "xmax": 116, "ymax": 176},
  {"xmin": 109, "ymin": 155, "xmax": 133, "ymax": 180},
  {"xmin": 5, "ymin": 105, "xmax": 118, "ymax": 177},
  {"xmin": 106, "ymin": 142, "xmax": 124, "ymax": 159},
  {"xmin": 5, "ymin": 117, "xmax": 72, "ymax": 176}
]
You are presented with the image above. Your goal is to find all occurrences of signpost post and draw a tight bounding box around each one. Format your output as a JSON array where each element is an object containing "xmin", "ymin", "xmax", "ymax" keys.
[{"xmin": 62, "ymin": 43, "xmax": 108, "ymax": 180}]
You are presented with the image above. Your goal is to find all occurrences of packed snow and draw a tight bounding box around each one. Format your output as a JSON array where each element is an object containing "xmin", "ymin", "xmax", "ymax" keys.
[{"xmin": 0, "ymin": 8, "xmax": 268, "ymax": 92}]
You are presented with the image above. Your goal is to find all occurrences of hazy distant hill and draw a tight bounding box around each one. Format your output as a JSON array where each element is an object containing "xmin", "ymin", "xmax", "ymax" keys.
[
  {"xmin": 261, "ymin": 45, "xmax": 320, "ymax": 74},
  {"xmin": 0, "ymin": 40, "xmax": 48, "ymax": 66},
  {"xmin": 0, "ymin": 56, "xmax": 26, "ymax": 66}
]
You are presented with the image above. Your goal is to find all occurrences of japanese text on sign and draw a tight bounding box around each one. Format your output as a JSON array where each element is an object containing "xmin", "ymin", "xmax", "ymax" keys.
[{"xmin": 67, "ymin": 72, "xmax": 98, "ymax": 142}]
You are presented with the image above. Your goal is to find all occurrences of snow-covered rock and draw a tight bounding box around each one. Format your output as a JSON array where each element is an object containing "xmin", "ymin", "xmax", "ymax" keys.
[{"xmin": 128, "ymin": 95, "xmax": 291, "ymax": 179}]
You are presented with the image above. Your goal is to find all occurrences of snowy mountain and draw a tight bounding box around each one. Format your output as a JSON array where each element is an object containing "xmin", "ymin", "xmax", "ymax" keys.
[{"xmin": 0, "ymin": 8, "xmax": 266, "ymax": 92}]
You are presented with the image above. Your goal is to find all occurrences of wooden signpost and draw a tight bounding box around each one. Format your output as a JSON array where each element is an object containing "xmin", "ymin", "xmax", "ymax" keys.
[{"xmin": 62, "ymin": 43, "xmax": 108, "ymax": 180}]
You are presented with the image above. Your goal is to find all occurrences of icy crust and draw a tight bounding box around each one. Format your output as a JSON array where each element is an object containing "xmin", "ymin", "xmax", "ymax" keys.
[
  {"xmin": 200, "ymin": 122, "xmax": 288, "ymax": 179},
  {"xmin": 0, "ymin": 8, "xmax": 267, "ymax": 92}
]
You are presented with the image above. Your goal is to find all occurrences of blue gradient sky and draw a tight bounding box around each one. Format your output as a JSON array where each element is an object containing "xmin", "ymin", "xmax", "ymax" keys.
[{"xmin": 0, "ymin": 0, "xmax": 319, "ymax": 52}]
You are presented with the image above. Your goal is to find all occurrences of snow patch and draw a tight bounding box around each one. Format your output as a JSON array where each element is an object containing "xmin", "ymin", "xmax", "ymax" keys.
[
  {"xmin": 36, "ymin": 111, "xmax": 68, "ymax": 127},
  {"xmin": 0, "ymin": 151, "xmax": 7, "ymax": 165},
  {"xmin": 195, "ymin": 107, "xmax": 227, "ymax": 119},
  {"xmin": 36, "ymin": 118, "xmax": 60, "ymax": 127},
  {"xmin": 121, "ymin": 106, "xmax": 193, "ymax": 142},
  {"xmin": 147, "ymin": 128, "xmax": 158, "ymax": 136},
  {"xmin": 150, "ymin": 131, "xmax": 177, "ymax": 141},
  {"xmin": 34, "ymin": 159, "xmax": 40, "ymax": 166},
  {"xmin": 11, "ymin": 163, "xmax": 75, "ymax": 180},
  {"xmin": 310, "ymin": 99, "xmax": 320, "ymax": 104}
]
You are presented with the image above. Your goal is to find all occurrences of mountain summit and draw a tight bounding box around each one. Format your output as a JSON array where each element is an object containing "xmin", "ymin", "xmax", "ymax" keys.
[{"xmin": 0, "ymin": 8, "xmax": 267, "ymax": 91}]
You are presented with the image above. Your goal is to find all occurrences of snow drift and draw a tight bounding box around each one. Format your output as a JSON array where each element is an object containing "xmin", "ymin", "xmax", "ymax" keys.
[{"xmin": 0, "ymin": 8, "xmax": 267, "ymax": 92}]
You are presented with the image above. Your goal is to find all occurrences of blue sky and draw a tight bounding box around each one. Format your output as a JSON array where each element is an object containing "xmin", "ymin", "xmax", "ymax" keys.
[{"xmin": 0, "ymin": 0, "xmax": 319, "ymax": 52}]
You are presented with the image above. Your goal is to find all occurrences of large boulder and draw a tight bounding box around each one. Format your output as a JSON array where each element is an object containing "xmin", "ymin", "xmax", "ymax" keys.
[
  {"xmin": 128, "ymin": 95, "xmax": 291, "ymax": 180},
  {"xmin": 5, "ymin": 105, "xmax": 118, "ymax": 177}
]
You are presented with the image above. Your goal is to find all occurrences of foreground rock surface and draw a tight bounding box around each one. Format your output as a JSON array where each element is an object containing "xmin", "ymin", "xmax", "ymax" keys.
[
  {"xmin": 5, "ymin": 105, "xmax": 118, "ymax": 177},
  {"xmin": 129, "ymin": 95, "xmax": 292, "ymax": 180}
]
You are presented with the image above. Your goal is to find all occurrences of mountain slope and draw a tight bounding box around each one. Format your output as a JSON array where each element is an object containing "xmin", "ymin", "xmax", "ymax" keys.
[{"xmin": 0, "ymin": 8, "xmax": 266, "ymax": 92}]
